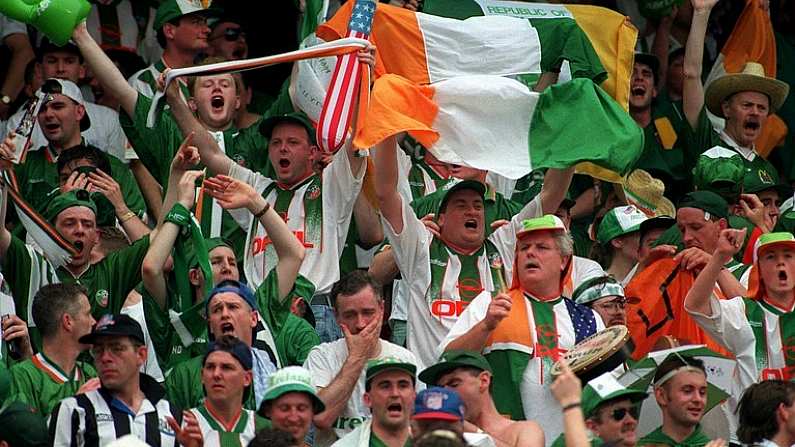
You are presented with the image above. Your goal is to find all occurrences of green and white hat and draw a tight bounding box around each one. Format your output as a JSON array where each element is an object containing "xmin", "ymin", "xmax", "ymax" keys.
[
  {"xmin": 259, "ymin": 366, "xmax": 325, "ymax": 414},
  {"xmin": 571, "ymin": 276, "xmax": 635, "ymax": 306},
  {"xmin": 596, "ymin": 206, "xmax": 648, "ymax": 245},
  {"xmin": 517, "ymin": 215, "xmax": 567, "ymax": 238},
  {"xmin": 154, "ymin": 0, "xmax": 217, "ymax": 30},
  {"xmin": 692, "ymin": 147, "xmax": 744, "ymax": 201},
  {"xmin": 581, "ymin": 372, "xmax": 647, "ymax": 419},
  {"xmin": 753, "ymin": 232, "xmax": 795, "ymax": 263}
]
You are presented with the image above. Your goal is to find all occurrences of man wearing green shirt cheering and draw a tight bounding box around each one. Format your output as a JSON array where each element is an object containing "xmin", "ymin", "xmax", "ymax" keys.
[
  {"xmin": 9, "ymin": 283, "xmax": 96, "ymax": 417},
  {"xmin": 638, "ymin": 356, "xmax": 711, "ymax": 447}
]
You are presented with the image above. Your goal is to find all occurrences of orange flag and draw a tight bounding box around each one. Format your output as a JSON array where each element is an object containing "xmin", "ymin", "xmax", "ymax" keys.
[{"xmin": 624, "ymin": 258, "xmax": 734, "ymax": 360}]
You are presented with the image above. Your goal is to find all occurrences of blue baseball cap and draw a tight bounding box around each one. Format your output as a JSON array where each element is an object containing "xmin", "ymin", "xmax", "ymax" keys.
[
  {"xmin": 413, "ymin": 387, "xmax": 465, "ymax": 422},
  {"xmin": 206, "ymin": 280, "xmax": 257, "ymax": 315},
  {"xmin": 203, "ymin": 336, "xmax": 253, "ymax": 370}
]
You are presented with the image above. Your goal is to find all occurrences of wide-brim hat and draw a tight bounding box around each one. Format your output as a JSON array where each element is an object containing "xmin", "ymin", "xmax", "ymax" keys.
[
  {"xmin": 621, "ymin": 169, "xmax": 673, "ymax": 218},
  {"xmin": 581, "ymin": 372, "xmax": 647, "ymax": 419},
  {"xmin": 259, "ymin": 366, "xmax": 325, "ymax": 415},
  {"xmin": 706, "ymin": 62, "xmax": 789, "ymax": 118}
]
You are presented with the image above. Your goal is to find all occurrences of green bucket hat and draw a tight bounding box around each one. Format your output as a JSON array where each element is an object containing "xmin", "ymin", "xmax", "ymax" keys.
[
  {"xmin": 418, "ymin": 350, "xmax": 492, "ymax": 386},
  {"xmin": 753, "ymin": 232, "xmax": 795, "ymax": 263},
  {"xmin": 44, "ymin": 189, "xmax": 97, "ymax": 223},
  {"xmin": 516, "ymin": 214, "xmax": 567, "ymax": 239},
  {"xmin": 154, "ymin": 0, "xmax": 218, "ymax": 30},
  {"xmin": 0, "ymin": 401, "xmax": 49, "ymax": 446},
  {"xmin": 365, "ymin": 357, "xmax": 417, "ymax": 387},
  {"xmin": 692, "ymin": 147, "xmax": 744, "ymax": 202},
  {"xmin": 259, "ymin": 366, "xmax": 325, "ymax": 415},
  {"xmin": 259, "ymin": 111, "xmax": 317, "ymax": 144},
  {"xmin": 678, "ymin": 191, "xmax": 729, "ymax": 219},
  {"xmin": 581, "ymin": 372, "xmax": 647, "ymax": 419},
  {"xmin": 571, "ymin": 276, "xmax": 637, "ymax": 306},
  {"xmin": 596, "ymin": 205, "xmax": 648, "ymax": 245}
]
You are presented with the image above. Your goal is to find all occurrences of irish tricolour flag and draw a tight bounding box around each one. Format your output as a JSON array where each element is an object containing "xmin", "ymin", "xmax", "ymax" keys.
[{"xmin": 354, "ymin": 74, "xmax": 643, "ymax": 180}]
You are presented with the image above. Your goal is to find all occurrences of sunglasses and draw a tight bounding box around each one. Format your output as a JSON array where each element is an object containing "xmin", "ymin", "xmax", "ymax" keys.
[
  {"xmin": 213, "ymin": 27, "xmax": 246, "ymax": 42},
  {"xmin": 608, "ymin": 406, "xmax": 640, "ymax": 422}
]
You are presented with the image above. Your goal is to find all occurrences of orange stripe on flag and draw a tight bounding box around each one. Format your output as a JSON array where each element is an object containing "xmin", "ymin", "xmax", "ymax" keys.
[
  {"xmin": 722, "ymin": 0, "xmax": 776, "ymax": 74},
  {"xmin": 353, "ymin": 74, "xmax": 440, "ymax": 149},
  {"xmin": 318, "ymin": 2, "xmax": 430, "ymax": 84}
]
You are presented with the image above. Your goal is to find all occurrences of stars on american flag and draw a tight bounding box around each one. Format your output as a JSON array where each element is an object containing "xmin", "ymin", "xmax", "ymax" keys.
[{"xmin": 349, "ymin": 0, "xmax": 375, "ymax": 34}]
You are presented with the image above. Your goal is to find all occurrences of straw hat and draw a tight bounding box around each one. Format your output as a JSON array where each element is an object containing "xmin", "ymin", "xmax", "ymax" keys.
[
  {"xmin": 621, "ymin": 169, "xmax": 675, "ymax": 218},
  {"xmin": 705, "ymin": 62, "xmax": 789, "ymax": 118}
]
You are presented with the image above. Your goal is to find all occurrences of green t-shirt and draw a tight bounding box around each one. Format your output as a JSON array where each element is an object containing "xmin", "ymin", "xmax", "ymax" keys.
[
  {"xmin": 13, "ymin": 144, "xmax": 146, "ymax": 219},
  {"xmin": 633, "ymin": 108, "xmax": 689, "ymax": 202},
  {"xmin": 637, "ymin": 425, "xmax": 711, "ymax": 447},
  {"xmin": 9, "ymin": 352, "xmax": 96, "ymax": 417},
  {"xmin": 165, "ymin": 269, "xmax": 320, "ymax": 410},
  {"xmin": 371, "ymin": 431, "xmax": 412, "ymax": 447}
]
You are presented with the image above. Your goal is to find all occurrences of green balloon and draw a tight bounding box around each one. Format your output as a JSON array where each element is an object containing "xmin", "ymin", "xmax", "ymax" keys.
[{"xmin": 0, "ymin": 0, "xmax": 91, "ymax": 46}]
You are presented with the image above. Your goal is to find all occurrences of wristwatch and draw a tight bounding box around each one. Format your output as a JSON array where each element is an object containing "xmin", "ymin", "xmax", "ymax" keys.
[{"xmin": 0, "ymin": 94, "xmax": 11, "ymax": 106}]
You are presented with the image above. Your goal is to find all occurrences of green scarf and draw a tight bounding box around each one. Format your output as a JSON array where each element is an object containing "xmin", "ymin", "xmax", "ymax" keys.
[
  {"xmin": 427, "ymin": 239, "xmax": 505, "ymax": 306},
  {"xmin": 744, "ymin": 298, "xmax": 795, "ymax": 379},
  {"xmin": 638, "ymin": 425, "xmax": 710, "ymax": 447}
]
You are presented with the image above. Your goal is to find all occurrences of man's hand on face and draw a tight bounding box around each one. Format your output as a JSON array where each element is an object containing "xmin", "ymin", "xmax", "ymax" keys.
[
  {"xmin": 341, "ymin": 308, "xmax": 382, "ymax": 362},
  {"xmin": 739, "ymin": 193, "xmax": 772, "ymax": 233}
]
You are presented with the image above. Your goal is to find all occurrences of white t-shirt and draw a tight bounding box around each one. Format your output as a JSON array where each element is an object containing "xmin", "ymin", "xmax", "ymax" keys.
[
  {"xmin": 0, "ymin": 15, "xmax": 27, "ymax": 40},
  {"xmin": 229, "ymin": 147, "xmax": 365, "ymax": 294},
  {"xmin": 442, "ymin": 293, "xmax": 604, "ymax": 447},
  {"xmin": 4, "ymin": 101, "xmax": 128, "ymax": 162},
  {"xmin": 382, "ymin": 194, "xmax": 542, "ymax": 369},
  {"xmin": 85, "ymin": 1, "xmax": 140, "ymax": 54},
  {"xmin": 304, "ymin": 338, "xmax": 417, "ymax": 447}
]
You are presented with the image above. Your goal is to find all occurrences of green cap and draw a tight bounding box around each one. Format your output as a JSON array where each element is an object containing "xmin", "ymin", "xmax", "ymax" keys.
[
  {"xmin": 692, "ymin": 147, "xmax": 744, "ymax": 201},
  {"xmin": 571, "ymin": 276, "xmax": 635, "ymax": 306},
  {"xmin": 438, "ymin": 180, "xmax": 487, "ymax": 215},
  {"xmin": 753, "ymin": 232, "xmax": 795, "ymax": 263},
  {"xmin": 154, "ymin": 0, "xmax": 217, "ymax": 31},
  {"xmin": 581, "ymin": 372, "xmax": 647, "ymax": 419},
  {"xmin": 44, "ymin": 189, "xmax": 97, "ymax": 223},
  {"xmin": 418, "ymin": 350, "xmax": 492, "ymax": 386},
  {"xmin": 290, "ymin": 275, "xmax": 317, "ymax": 328},
  {"xmin": 743, "ymin": 165, "xmax": 792, "ymax": 198},
  {"xmin": 259, "ymin": 111, "xmax": 317, "ymax": 144},
  {"xmin": 517, "ymin": 215, "xmax": 567, "ymax": 238},
  {"xmin": 259, "ymin": 366, "xmax": 325, "ymax": 415},
  {"xmin": 638, "ymin": 0, "xmax": 685, "ymax": 20},
  {"xmin": 365, "ymin": 357, "xmax": 417, "ymax": 387},
  {"xmin": 0, "ymin": 401, "xmax": 49, "ymax": 446},
  {"xmin": 596, "ymin": 205, "xmax": 648, "ymax": 245},
  {"xmin": 205, "ymin": 237, "xmax": 232, "ymax": 253},
  {"xmin": 678, "ymin": 191, "xmax": 729, "ymax": 219}
]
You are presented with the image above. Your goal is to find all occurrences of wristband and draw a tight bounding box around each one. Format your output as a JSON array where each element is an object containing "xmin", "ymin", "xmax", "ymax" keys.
[
  {"xmin": 253, "ymin": 202, "xmax": 270, "ymax": 219},
  {"xmin": 164, "ymin": 203, "xmax": 192, "ymax": 227},
  {"xmin": 118, "ymin": 211, "xmax": 136, "ymax": 223},
  {"xmin": 562, "ymin": 402, "xmax": 581, "ymax": 412}
]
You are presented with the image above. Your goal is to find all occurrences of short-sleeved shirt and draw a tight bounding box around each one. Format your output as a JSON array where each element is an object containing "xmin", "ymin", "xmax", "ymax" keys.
[
  {"xmin": 228, "ymin": 147, "xmax": 364, "ymax": 294},
  {"xmin": 303, "ymin": 339, "xmax": 418, "ymax": 447},
  {"xmin": 382, "ymin": 194, "xmax": 543, "ymax": 368},
  {"xmin": 13, "ymin": 143, "xmax": 146, "ymax": 218},
  {"xmin": 4, "ymin": 102, "xmax": 129, "ymax": 162},
  {"xmin": 9, "ymin": 352, "xmax": 96, "ymax": 417},
  {"xmin": 190, "ymin": 404, "xmax": 271, "ymax": 447}
]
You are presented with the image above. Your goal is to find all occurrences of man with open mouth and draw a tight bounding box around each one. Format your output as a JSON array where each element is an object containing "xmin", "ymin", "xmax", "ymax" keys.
[
  {"xmin": 682, "ymin": 0, "xmax": 789, "ymax": 196},
  {"xmin": 332, "ymin": 358, "xmax": 416, "ymax": 447},
  {"xmin": 686, "ymin": 229, "xmax": 795, "ymax": 444},
  {"xmin": 638, "ymin": 355, "xmax": 710, "ymax": 447},
  {"xmin": 441, "ymin": 215, "xmax": 604, "ymax": 445}
]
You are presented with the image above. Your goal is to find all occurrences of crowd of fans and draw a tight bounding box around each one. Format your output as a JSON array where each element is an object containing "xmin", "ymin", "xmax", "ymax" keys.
[{"xmin": 0, "ymin": 0, "xmax": 795, "ymax": 446}]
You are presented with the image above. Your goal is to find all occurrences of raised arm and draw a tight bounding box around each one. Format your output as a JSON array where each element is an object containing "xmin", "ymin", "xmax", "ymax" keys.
[
  {"xmin": 539, "ymin": 167, "xmax": 576, "ymax": 215},
  {"xmin": 373, "ymin": 135, "xmax": 404, "ymax": 233},
  {"xmin": 0, "ymin": 135, "xmax": 16, "ymax": 259},
  {"xmin": 141, "ymin": 136, "xmax": 201, "ymax": 309},
  {"xmin": 685, "ymin": 228, "xmax": 745, "ymax": 315},
  {"xmin": 164, "ymin": 75, "xmax": 233, "ymax": 176},
  {"xmin": 0, "ymin": 32, "xmax": 34, "ymax": 119},
  {"xmin": 682, "ymin": 0, "xmax": 718, "ymax": 128},
  {"xmin": 353, "ymin": 188, "xmax": 384, "ymax": 249},
  {"xmin": 204, "ymin": 174, "xmax": 305, "ymax": 300},
  {"xmin": 71, "ymin": 21, "xmax": 137, "ymax": 117}
]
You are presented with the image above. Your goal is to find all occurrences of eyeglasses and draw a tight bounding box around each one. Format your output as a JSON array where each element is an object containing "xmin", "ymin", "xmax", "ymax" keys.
[
  {"xmin": 90, "ymin": 343, "xmax": 133, "ymax": 357},
  {"xmin": 212, "ymin": 27, "xmax": 246, "ymax": 42},
  {"xmin": 608, "ymin": 406, "xmax": 640, "ymax": 422},
  {"xmin": 593, "ymin": 298, "xmax": 628, "ymax": 312}
]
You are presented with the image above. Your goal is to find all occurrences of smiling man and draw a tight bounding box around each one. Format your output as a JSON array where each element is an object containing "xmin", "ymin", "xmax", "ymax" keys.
[
  {"xmin": 637, "ymin": 356, "xmax": 710, "ymax": 447},
  {"xmin": 686, "ymin": 230, "xmax": 795, "ymax": 443},
  {"xmin": 259, "ymin": 366, "xmax": 326, "ymax": 445},
  {"xmin": 441, "ymin": 215, "xmax": 603, "ymax": 445},
  {"xmin": 682, "ymin": 0, "xmax": 790, "ymax": 190}
]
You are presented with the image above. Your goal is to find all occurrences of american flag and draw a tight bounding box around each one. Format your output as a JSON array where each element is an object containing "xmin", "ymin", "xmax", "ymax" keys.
[{"xmin": 316, "ymin": 0, "xmax": 375, "ymax": 153}]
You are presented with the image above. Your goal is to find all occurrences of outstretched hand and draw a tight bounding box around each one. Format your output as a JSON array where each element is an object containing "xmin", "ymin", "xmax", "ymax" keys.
[
  {"xmin": 172, "ymin": 132, "xmax": 200, "ymax": 172},
  {"xmin": 203, "ymin": 175, "xmax": 257, "ymax": 211},
  {"xmin": 167, "ymin": 411, "xmax": 203, "ymax": 447}
]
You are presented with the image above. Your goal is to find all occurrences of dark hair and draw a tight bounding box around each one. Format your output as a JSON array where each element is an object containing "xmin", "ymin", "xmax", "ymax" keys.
[
  {"xmin": 32, "ymin": 283, "xmax": 89, "ymax": 338},
  {"xmin": 330, "ymin": 270, "xmax": 382, "ymax": 310},
  {"xmin": 57, "ymin": 145, "xmax": 112, "ymax": 178},
  {"xmin": 653, "ymin": 356, "xmax": 706, "ymax": 385},
  {"xmin": 737, "ymin": 380, "xmax": 795, "ymax": 444},
  {"xmin": 248, "ymin": 428, "xmax": 298, "ymax": 447},
  {"xmin": 413, "ymin": 427, "xmax": 466, "ymax": 447}
]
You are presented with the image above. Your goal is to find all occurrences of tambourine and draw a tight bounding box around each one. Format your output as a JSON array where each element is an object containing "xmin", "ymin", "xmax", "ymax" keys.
[{"xmin": 550, "ymin": 325, "xmax": 633, "ymax": 383}]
